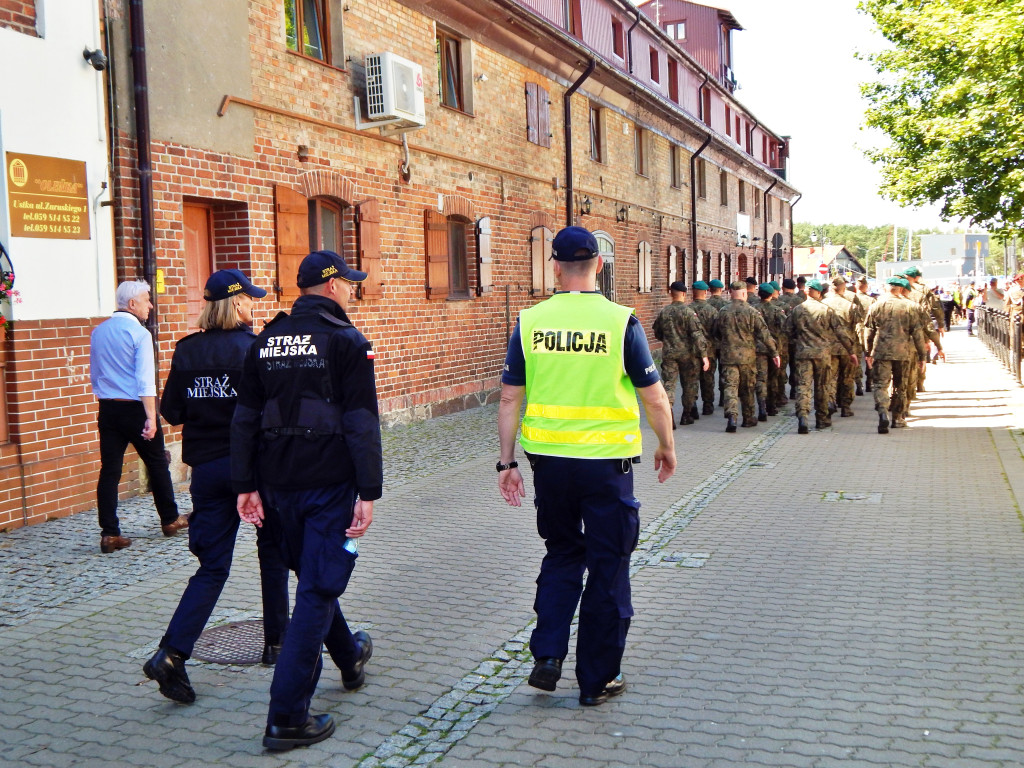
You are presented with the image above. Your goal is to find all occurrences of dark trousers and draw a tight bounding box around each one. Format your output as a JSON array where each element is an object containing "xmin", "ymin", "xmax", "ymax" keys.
[
  {"xmin": 265, "ymin": 483, "xmax": 361, "ymax": 727},
  {"xmin": 96, "ymin": 399, "xmax": 178, "ymax": 536},
  {"xmin": 161, "ymin": 456, "xmax": 289, "ymax": 658},
  {"xmin": 528, "ymin": 455, "xmax": 639, "ymax": 698}
]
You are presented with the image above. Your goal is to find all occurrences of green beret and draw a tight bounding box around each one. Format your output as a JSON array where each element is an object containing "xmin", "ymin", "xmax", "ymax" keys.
[
  {"xmin": 729, "ymin": 280, "xmax": 747, "ymax": 291},
  {"xmin": 806, "ymin": 278, "xmax": 825, "ymax": 293},
  {"xmin": 902, "ymin": 266, "xmax": 922, "ymax": 277},
  {"xmin": 708, "ymin": 279, "xmax": 725, "ymax": 289},
  {"xmin": 769, "ymin": 280, "xmax": 780, "ymax": 291},
  {"xmin": 692, "ymin": 280, "xmax": 710, "ymax": 291},
  {"xmin": 759, "ymin": 282, "xmax": 776, "ymax": 294},
  {"xmin": 887, "ymin": 276, "xmax": 911, "ymax": 289}
]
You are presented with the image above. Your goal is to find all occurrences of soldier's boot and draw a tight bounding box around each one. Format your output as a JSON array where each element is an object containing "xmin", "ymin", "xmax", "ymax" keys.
[
  {"xmin": 679, "ymin": 411, "xmax": 687, "ymax": 426},
  {"xmin": 680, "ymin": 414, "xmax": 694, "ymax": 425},
  {"xmin": 725, "ymin": 415, "xmax": 737, "ymax": 433},
  {"xmin": 797, "ymin": 417, "xmax": 809, "ymax": 435},
  {"xmin": 702, "ymin": 402, "xmax": 715, "ymax": 416},
  {"xmin": 757, "ymin": 398, "xmax": 768, "ymax": 422},
  {"xmin": 828, "ymin": 401, "xmax": 838, "ymax": 416},
  {"xmin": 841, "ymin": 406, "xmax": 854, "ymax": 417},
  {"xmin": 775, "ymin": 394, "xmax": 788, "ymax": 406},
  {"xmin": 878, "ymin": 412, "xmax": 889, "ymax": 434},
  {"xmin": 718, "ymin": 392, "xmax": 725, "ymax": 407},
  {"xmin": 741, "ymin": 417, "xmax": 758, "ymax": 428},
  {"xmin": 856, "ymin": 382, "xmax": 864, "ymax": 396},
  {"xmin": 789, "ymin": 386, "xmax": 797, "ymax": 399},
  {"xmin": 766, "ymin": 404, "xmax": 778, "ymax": 416},
  {"xmin": 816, "ymin": 416, "xmax": 832, "ymax": 429},
  {"xmin": 893, "ymin": 415, "xmax": 908, "ymax": 428},
  {"xmin": 865, "ymin": 380, "xmax": 873, "ymax": 392},
  {"xmin": 690, "ymin": 405, "xmax": 700, "ymax": 420}
]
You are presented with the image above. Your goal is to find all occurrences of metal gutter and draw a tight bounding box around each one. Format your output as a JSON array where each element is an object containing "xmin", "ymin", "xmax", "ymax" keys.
[
  {"xmin": 689, "ymin": 133, "xmax": 713, "ymax": 263},
  {"xmin": 563, "ymin": 59, "xmax": 596, "ymax": 226}
]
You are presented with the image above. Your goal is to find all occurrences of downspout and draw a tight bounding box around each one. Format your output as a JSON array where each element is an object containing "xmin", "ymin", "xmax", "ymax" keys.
[
  {"xmin": 626, "ymin": 8, "xmax": 641, "ymax": 74},
  {"xmin": 697, "ymin": 72, "xmax": 710, "ymax": 125},
  {"xmin": 762, "ymin": 178, "xmax": 779, "ymax": 277},
  {"xmin": 563, "ymin": 58, "xmax": 596, "ymax": 227},
  {"xmin": 747, "ymin": 118, "xmax": 759, "ymax": 155},
  {"xmin": 128, "ymin": 0, "xmax": 159, "ymax": 355},
  {"xmin": 689, "ymin": 133, "xmax": 713, "ymax": 267},
  {"xmin": 788, "ymin": 193, "xmax": 802, "ymax": 278}
]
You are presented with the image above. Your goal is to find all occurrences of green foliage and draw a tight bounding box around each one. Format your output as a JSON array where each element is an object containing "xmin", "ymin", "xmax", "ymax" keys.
[
  {"xmin": 858, "ymin": 0, "xmax": 1024, "ymax": 236},
  {"xmin": 793, "ymin": 221, "xmax": 947, "ymax": 275}
]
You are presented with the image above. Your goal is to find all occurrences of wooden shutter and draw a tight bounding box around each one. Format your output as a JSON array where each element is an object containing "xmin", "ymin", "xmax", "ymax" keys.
[
  {"xmin": 525, "ymin": 83, "xmax": 539, "ymax": 145},
  {"xmin": 476, "ymin": 216, "xmax": 493, "ymax": 295},
  {"xmin": 531, "ymin": 226, "xmax": 553, "ymax": 296},
  {"xmin": 274, "ymin": 184, "xmax": 309, "ymax": 304},
  {"xmin": 356, "ymin": 199, "xmax": 383, "ymax": 298},
  {"xmin": 537, "ymin": 85, "xmax": 550, "ymax": 148},
  {"xmin": 667, "ymin": 244, "xmax": 678, "ymax": 285},
  {"xmin": 638, "ymin": 241, "xmax": 652, "ymax": 293},
  {"xmin": 424, "ymin": 209, "xmax": 449, "ymax": 300}
]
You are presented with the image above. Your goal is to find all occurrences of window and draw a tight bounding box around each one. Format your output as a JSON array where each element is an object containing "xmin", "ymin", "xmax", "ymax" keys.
[
  {"xmin": 701, "ymin": 87, "xmax": 711, "ymax": 127},
  {"xmin": 766, "ymin": 196, "xmax": 773, "ymax": 223},
  {"xmin": 668, "ymin": 58, "xmax": 679, "ymax": 102},
  {"xmin": 437, "ymin": 28, "xmax": 471, "ymax": 112},
  {"xmin": 285, "ymin": 0, "xmax": 328, "ymax": 61},
  {"xmin": 738, "ymin": 179, "xmax": 746, "ymax": 213},
  {"xmin": 568, "ymin": 0, "xmax": 583, "ymax": 38},
  {"xmin": 634, "ymin": 125, "xmax": 647, "ymax": 176},
  {"xmin": 309, "ymin": 197, "xmax": 344, "ymax": 254},
  {"xmin": 665, "ymin": 21, "xmax": 686, "ymax": 40},
  {"xmin": 525, "ymin": 83, "xmax": 551, "ymax": 148},
  {"xmin": 754, "ymin": 190, "xmax": 761, "ymax": 219},
  {"xmin": 735, "ymin": 115, "xmax": 741, "ymax": 142},
  {"xmin": 449, "ymin": 220, "xmax": 468, "ymax": 297},
  {"xmin": 596, "ymin": 233, "xmax": 615, "ymax": 301},
  {"xmin": 670, "ymin": 145, "xmax": 683, "ymax": 189},
  {"xmin": 725, "ymin": 106, "xmax": 731, "ymax": 138},
  {"xmin": 762, "ymin": 135, "xmax": 768, "ymax": 163},
  {"xmin": 745, "ymin": 121, "xmax": 752, "ymax": 154},
  {"xmin": 696, "ymin": 158, "xmax": 707, "ymax": 199},
  {"xmin": 612, "ymin": 17, "xmax": 625, "ymax": 58},
  {"xmin": 719, "ymin": 169, "xmax": 728, "ymax": 207},
  {"xmin": 638, "ymin": 241, "xmax": 653, "ymax": 293},
  {"xmin": 649, "ymin": 47, "xmax": 660, "ymax": 84},
  {"xmin": 589, "ymin": 104, "xmax": 604, "ymax": 163},
  {"xmin": 668, "ymin": 245, "xmax": 679, "ymax": 284},
  {"xmin": 424, "ymin": 210, "xmax": 476, "ymax": 300}
]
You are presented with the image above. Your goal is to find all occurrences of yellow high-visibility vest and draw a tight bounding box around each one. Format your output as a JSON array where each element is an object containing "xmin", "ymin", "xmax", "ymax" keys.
[{"xmin": 519, "ymin": 292, "xmax": 641, "ymax": 458}]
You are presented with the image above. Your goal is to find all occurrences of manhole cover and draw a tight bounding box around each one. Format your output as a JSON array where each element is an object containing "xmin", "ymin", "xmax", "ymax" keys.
[{"xmin": 192, "ymin": 619, "xmax": 265, "ymax": 665}]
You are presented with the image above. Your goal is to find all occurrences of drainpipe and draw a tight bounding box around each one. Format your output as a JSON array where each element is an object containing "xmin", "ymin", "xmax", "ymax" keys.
[
  {"xmin": 563, "ymin": 58, "xmax": 596, "ymax": 227},
  {"xmin": 689, "ymin": 133, "xmax": 713, "ymax": 267},
  {"xmin": 626, "ymin": 8, "xmax": 641, "ymax": 75},
  {"xmin": 788, "ymin": 193, "xmax": 802, "ymax": 278},
  {"xmin": 697, "ymin": 72, "xmax": 710, "ymax": 125},
  {"xmin": 128, "ymin": 0, "xmax": 159, "ymax": 353},
  {"xmin": 747, "ymin": 118, "xmax": 759, "ymax": 155},
  {"xmin": 762, "ymin": 178, "xmax": 779, "ymax": 277}
]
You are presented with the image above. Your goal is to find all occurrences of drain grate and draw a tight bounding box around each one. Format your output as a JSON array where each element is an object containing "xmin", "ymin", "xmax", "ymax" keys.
[{"xmin": 191, "ymin": 619, "xmax": 266, "ymax": 665}]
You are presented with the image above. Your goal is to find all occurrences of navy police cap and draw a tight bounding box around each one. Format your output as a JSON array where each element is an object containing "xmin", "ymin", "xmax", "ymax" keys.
[
  {"xmin": 551, "ymin": 226, "xmax": 599, "ymax": 261},
  {"xmin": 296, "ymin": 250, "xmax": 367, "ymax": 288},
  {"xmin": 204, "ymin": 269, "xmax": 268, "ymax": 302}
]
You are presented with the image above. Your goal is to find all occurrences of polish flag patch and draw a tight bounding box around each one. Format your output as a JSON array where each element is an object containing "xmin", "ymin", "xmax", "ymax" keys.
[{"xmin": 366, "ymin": 349, "xmax": 375, "ymax": 359}]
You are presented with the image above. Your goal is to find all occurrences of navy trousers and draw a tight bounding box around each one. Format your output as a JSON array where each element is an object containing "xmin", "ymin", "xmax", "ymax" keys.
[
  {"xmin": 528, "ymin": 455, "xmax": 640, "ymax": 698},
  {"xmin": 264, "ymin": 483, "xmax": 361, "ymax": 727},
  {"xmin": 161, "ymin": 456, "xmax": 289, "ymax": 657}
]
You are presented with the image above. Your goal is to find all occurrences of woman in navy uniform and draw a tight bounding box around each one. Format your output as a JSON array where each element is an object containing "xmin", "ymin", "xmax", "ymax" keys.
[{"xmin": 143, "ymin": 269, "xmax": 289, "ymax": 703}]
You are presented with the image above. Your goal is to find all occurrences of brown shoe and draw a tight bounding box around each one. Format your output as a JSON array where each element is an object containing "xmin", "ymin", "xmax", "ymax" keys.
[
  {"xmin": 161, "ymin": 514, "xmax": 190, "ymax": 537},
  {"xmin": 100, "ymin": 535, "xmax": 132, "ymax": 554}
]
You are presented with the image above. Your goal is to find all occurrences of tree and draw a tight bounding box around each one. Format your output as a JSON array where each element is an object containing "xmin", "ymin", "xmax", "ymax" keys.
[{"xmin": 859, "ymin": 0, "xmax": 1024, "ymax": 236}]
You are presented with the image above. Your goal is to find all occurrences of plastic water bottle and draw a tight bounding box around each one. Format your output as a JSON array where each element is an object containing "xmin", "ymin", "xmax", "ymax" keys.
[{"xmin": 343, "ymin": 538, "xmax": 359, "ymax": 555}]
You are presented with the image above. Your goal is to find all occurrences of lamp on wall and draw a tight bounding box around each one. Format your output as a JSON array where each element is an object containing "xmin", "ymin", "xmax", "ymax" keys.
[
  {"xmin": 580, "ymin": 195, "xmax": 592, "ymax": 216},
  {"xmin": 616, "ymin": 205, "xmax": 628, "ymax": 223},
  {"xmin": 737, "ymin": 234, "xmax": 749, "ymax": 249},
  {"xmin": 297, "ymin": 144, "xmax": 310, "ymax": 162}
]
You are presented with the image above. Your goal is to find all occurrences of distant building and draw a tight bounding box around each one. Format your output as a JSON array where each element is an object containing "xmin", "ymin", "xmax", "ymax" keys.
[
  {"xmin": 792, "ymin": 245, "xmax": 866, "ymax": 280},
  {"xmin": 877, "ymin": 234, "xmax": 991, "ymax": 284}
]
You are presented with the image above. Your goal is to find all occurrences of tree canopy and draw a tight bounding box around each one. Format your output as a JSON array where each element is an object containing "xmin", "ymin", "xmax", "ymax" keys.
[{"xmin": 858, "ymin": 0, "xmax": 1024, "ymax": 236}]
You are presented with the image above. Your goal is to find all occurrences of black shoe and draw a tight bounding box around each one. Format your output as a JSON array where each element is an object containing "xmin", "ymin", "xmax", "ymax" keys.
[
  {"xmin": 841, "ymin": 407, "xmax": 854, "ymax": 417},
  {"xmin": 797, "ymin": 417, "xmax": 809, "ymax": 435},
  {"xmin": 856, "ymin": 383, "xmax": 864, "ymax": 396},
  {"xmin": 758, "ymin": 410, "xmax": 767, "ymax": 422},
  {"xmin": 865, "ymin": 383, "xmax": 873, "ymax": 392},
  {"xmin": 579, "ymin": 674, "xmax": 627, "ymax": 706},
  {"xmin": 766, "ymin": 406, "xmax": 778, "ymax": 416},
  {"xmin": 262, "ymin": 643, "xmax": 282, "ymax": 666},
  {"xmin": 680, "ymin": 415, "xmax": 694, "ymax": 425},
  {"xmin": 341, "ymin": 630, "xmax": 373, "ymax": 690},
  {"xmin": 702, "ymin": 403, "xmax": 715, "ymax": 416},
  {"xmin": 679, "ymin": 412, "xmax": 687, "ymax": 426},
  {"xmin": 528, "ymin": 657, "xmax": 562, "ymax": 691},
  {"xmin": 741, "ymin": 418, "xmax": 758, "ymax": 428},
  {"xmin": 725, "ymin": 416, "xmax": 737, "ymax": 433},
  {"xmin": 143, "ymin": 648, "xmax": 196, "ymax": 704},
  {"xmin": 789, "ymin": 387, "xmax": 797, "ymax": 399},
  {"xmin": 690, "ymin": 405, "xmax": 700, "ymax": 420},
  {"xmin": 878, "ymin": 413, "xmax": 889, "ymax": 434},
  {"xmin": 263, "ymin": 714, "xmax": 336, "ymax": 751},
  {"xmin": 828, "ymin": 402, "xmax": 837, "ymax": 416}
]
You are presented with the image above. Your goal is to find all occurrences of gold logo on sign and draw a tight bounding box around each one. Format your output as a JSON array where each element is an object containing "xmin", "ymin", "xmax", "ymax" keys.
[{"xmin": 8, "ymin": 159, "xmax": 28, "ymax": 187}]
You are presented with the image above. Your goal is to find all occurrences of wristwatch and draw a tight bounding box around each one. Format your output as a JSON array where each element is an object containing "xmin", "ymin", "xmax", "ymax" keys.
[{"xmin": 496, "ymin": 460, "xmax": 519, "ymax": 472}]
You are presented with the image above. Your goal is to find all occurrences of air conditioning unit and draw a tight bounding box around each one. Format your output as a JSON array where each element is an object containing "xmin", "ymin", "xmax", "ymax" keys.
[{"xmin": 365, "ymin": 52, "xmax": 426, "ymax": 129}]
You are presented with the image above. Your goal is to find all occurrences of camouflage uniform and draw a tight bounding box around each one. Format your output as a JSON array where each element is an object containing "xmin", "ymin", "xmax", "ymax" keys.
[
  {"xmin": 707, "ymin": 293, "xmax": 730, "ymax": 403},
  {"xmin": 652, "ymin": 301, "xmax": 709, "ymax": 421},
  {"xmin": 713, "ymin": 299, "xmax": 776, "ymax": 425},
  {"xmin": 755, "ymin": 299, "xmax": 787, "ymax": 413},
  {"xmin": 851, "ymin": 289, "xmax": 875, "ymax": 392},
  {"xmin": 823, "ymin": 291, "xmax": 863, "ymax": 414},
  {"xmin": 785, "ymin": 297, "xmax": 855, "ymax": 426},
  {"xmin": 775, "ymin": 291, "xmax": 803, "ymax": 397},
  {"xmin": 906, "ymin": 281, "xmax": 943, "ymax": 397},
  {"xmin": 690, "ymin": 297, "xmax": 719, "ymax": 414},
  {"xmin": 864, "ymin": 293, "xmax": 929, "ymax": 426}
]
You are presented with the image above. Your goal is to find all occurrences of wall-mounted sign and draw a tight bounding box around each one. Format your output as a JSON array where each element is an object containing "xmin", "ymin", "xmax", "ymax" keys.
[{"xmin": 6, "ymin": 152, "xmax": 90, "ymax": 240}]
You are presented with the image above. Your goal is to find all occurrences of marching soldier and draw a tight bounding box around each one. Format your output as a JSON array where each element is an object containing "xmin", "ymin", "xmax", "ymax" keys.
[
  {"xmin": 822, "ymin": 277, "xmax": 863, "ymax": 418},
  {"xmin": 652, "ymin": 282, "xmax": 710, "ymax": 427},
  {"xmin": 852, "ymin": 277, "xmax": 875, "ymax": 393},
  {"xmin": 754, "ymin": 283, "xmax": 786, "ymax": 420},
  {"xmin": 690, "ymin": 280, "xmax": 720, "ymax": 416}
]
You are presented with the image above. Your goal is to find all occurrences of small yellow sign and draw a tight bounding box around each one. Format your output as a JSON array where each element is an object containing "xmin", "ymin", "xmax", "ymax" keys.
[
  {"xmin": 156, "ymin": 269, "xmax": 166, "ymax": 294},
  {"xmin": 6, "ymin": 152, "xmax": 91, "ymax": 240}
]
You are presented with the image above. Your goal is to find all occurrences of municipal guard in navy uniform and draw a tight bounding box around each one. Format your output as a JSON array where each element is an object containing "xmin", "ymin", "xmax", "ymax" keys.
[
  {"xmin": 232, "ymin": 250, "xmax": 381, "ymax": 751},
  {"xmin": 143, "ymin": 269, "xmax": 289, "ymax": 704},
  {"xmin": 497, "ymin": 226, "xmax": 676, "ymax": 706}
]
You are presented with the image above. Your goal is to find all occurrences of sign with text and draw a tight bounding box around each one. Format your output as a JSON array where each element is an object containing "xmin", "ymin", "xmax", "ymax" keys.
[{"xmin": 6, "ymin": 152, "xmax": 90, "ymax": 240}]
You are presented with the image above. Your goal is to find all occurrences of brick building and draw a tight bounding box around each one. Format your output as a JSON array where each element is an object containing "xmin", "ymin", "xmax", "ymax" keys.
[{"xmin": 0, "ymin": 0, "xmax": 797, "ymax": 530}]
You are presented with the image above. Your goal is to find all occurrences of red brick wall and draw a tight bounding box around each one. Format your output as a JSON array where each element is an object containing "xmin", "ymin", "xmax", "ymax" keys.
[{"xmin": 0, "ymin": 0, "xmax": 37, "ymax": 36}]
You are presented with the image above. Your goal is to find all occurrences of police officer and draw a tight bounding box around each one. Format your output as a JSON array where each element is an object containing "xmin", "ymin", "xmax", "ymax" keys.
[
  {"xmin": 232, "ymin": 250, "xmax": 381, "ymax": 751},
  {"xmin": 143, "ymin": 269, "xmax": 289, "ymax": 703},
  {"xmin": 497, "ymin": 226, "xmax": 676, "ymax": 706}
]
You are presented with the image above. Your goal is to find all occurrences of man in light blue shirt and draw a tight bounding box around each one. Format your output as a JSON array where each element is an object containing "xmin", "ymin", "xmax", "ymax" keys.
[{"xmin": 90, "ymin": 280, "xmax": 187, "ymax": 553}]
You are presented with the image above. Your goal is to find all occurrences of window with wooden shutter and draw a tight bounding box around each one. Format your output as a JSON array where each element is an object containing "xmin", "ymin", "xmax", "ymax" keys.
[
  {"xmin": 525, "ymin": 83, "xmax": 550, "ymax": 148},
  {"xmin": 274, "ymin": 184, "xmax": 310, "ymax": 304},
  {"xmin": 530, "ymin": 225, "xmax": 553, "ymax": 296},
  {"xmin": 667, "ymin": 245, "xmax": 678, "ymax": 285},
  {"xmin": 638, "ymin": 241, "xmax": 652, "ymax": 293},
  {"xmin": 424, "ymin": 209, "xmax": 450, "ymax": 300},
  {"xmin": 356, "ymin": 199, "xmax": 382, "ymax": 298},
  {"xmin": 476, "ymin": 217, "xmax": 493, "ymax": 295}
]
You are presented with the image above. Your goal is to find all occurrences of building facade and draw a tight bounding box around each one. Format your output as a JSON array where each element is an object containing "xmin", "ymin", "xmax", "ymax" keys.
[{"xmin": 0, "ymin": 0, "xmax": 797, "ymax": 530}]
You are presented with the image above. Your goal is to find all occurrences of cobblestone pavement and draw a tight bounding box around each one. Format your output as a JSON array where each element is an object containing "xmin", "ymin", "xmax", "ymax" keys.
[{"xmin": 2, "ymin": 324, "xmax": 1024, "ymax": 767}]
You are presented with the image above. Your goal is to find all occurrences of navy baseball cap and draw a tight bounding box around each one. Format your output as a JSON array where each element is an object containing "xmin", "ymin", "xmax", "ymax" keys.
[
  {"xmin": 296, "ymin": 250, "xmax": 367, "ymax": 288},
  {"xmin": 204, "ymin": 269, "xmax": 268, "ymax": 301},
  {"xmin": 782, "ymin": 278, "xmax": 797, "ymax": 289},
  {"xmin": 551, "ymin": 226, "xmax": 599, "ymax": 261},
  {"xmin": 669, "ymin": 281, "xmax": 687, "ymax": 292}
]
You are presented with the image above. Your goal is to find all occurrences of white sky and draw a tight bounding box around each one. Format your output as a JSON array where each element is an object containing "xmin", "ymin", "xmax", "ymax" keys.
[{"xmin": 639, "ymin": 0, "xmax": 957, "ymax": 231}]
